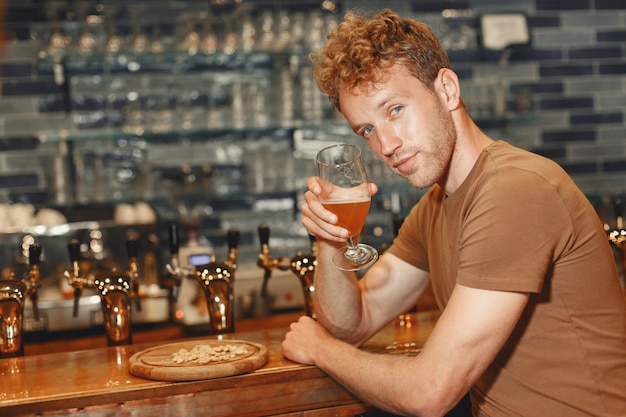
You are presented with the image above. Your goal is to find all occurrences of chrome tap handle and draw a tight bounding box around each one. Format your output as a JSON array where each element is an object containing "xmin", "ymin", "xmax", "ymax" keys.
[
  {"xmin": 257, "ymin": 225, "xmax": 289, "ymax": 299},
  {"xmin": 225, "ymin": 228, "xmax": 240, "ymax": 268},
  {"xmin": 27, "ymin": 242, "xmax": 42, "ymax": 322},
  {"xmin": 258, "ymin": 224, "xmax": 270, "ymax": 259},
  {"xmin": 258, "ymin": 224, "xmax": 272, "ymax": 298},
  {"xmin": 614, "ymin": 195, "xmax": 624, "ymax": 230},
  {"xmin": 289, "ymin": 234, "xmax": 317, "ymax": 319},
  {"xmin": 66, "ymin": 239, "xmax": 83, "ymax": 317},
  {"xmin": 257, "ymin": 225, "xmax": 290, "ymax": 270},
  {"xmin": 308, "ymin": 233, "xmax": 318, "ymax": 256},
  {"xmin": 393, "ymin": 214, "xmax": 405, "ymax": 237},
  {"xmin": 169, "ymin": 223, "xmax": 180, "ymax": 258},
  {"xmin": 126, "ymin": 232, "xmax": 142, "ymax": 312},
  {"xmin": 167, "ymin": 223, "xmax": 183, "ymax": 301}
]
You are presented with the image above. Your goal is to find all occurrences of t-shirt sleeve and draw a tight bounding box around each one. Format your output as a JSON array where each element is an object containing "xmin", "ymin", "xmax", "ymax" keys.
[{"xmin": 387, "ymin": 187, "xmax": 441, "ymax": 273}]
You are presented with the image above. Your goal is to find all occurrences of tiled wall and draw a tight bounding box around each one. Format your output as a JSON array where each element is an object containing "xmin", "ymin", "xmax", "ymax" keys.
[{"xmin": 0, "ymin": 0, "xmax": 625, "ymax": 215}]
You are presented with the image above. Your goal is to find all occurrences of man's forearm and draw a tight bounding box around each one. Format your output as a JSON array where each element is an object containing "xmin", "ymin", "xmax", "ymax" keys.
[{"xmin": 313, "ymin": 240, "xmax": 367, "ymax": 342}]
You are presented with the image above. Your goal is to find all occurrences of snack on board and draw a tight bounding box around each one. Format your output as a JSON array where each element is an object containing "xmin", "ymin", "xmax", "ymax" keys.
[{"xmin": 171, "ymin": 343, "xmax": 249, "ymax": 365}]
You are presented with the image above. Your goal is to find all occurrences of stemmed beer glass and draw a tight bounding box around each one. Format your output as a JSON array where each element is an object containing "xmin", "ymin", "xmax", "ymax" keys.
[{"xmin": 316, "ymin": 143, "xmax": 378, "ymax": 271}]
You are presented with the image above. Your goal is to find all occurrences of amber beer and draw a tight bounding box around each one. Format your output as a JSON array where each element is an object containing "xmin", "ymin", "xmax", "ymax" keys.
[{"xmin": 321, "ymin": 198, "xmax": 370, "ymax": 237}]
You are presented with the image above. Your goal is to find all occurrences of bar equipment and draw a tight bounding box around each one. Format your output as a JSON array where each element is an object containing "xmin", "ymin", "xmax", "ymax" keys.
[
  {"xmin": 607, "ymin": 195, "xmax": 626, "ymax": 288},
  {"xmin": 256, "ymin": 224, "xmax": 290, "ymax": 315},
  {"xmin": 167, "ymin": 224, "xmax": 240, "ymax": 334},
  {"xmin": 64, "ymin": 232, "xmax": 142, "ymax": 346},
  {"xmin": 0, "ymin": 242, "xmax": 42, "ymax": 357},
  {"xmin": 289, "ymin": 234, "xmax": 317, "ymax": 319}
]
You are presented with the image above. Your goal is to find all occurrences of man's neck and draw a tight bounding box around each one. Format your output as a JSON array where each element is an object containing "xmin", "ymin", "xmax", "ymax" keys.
[{"xmin": 440, "ymin": 114, "xmax": 494, "ymax": 196}]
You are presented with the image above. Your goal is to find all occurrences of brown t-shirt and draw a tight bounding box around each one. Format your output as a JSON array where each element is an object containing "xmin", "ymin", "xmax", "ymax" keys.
[{"xmin": 388, "ymin": 141, "xmax": 626, "ymax": 416}]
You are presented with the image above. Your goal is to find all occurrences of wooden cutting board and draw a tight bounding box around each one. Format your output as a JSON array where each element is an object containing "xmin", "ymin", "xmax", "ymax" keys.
[{"xmin": 128, "ymin": 339, "xmax": 268, "ymax": 381}]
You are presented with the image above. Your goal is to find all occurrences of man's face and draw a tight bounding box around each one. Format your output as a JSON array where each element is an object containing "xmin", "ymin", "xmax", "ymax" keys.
[{"xmin": 339, "ymin": 65, "xmax": 457, "ymax": 189}]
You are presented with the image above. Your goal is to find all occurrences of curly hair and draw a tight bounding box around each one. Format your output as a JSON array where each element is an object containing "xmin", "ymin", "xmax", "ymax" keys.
[{"xmin": 309, "ymin": 9, "xmax": 450, "ymax": 112}]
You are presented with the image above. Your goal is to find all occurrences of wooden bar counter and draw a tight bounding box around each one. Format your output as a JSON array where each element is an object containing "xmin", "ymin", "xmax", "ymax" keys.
[{"xmin": 0, "ymin": 311, "xmax": 438, "ymax": 417}]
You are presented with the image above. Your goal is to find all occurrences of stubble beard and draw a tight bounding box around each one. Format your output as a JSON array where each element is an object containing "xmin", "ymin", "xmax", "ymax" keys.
[{"xmin": 393, "ymin": 104, "xmax": 457, "ymax": 189}]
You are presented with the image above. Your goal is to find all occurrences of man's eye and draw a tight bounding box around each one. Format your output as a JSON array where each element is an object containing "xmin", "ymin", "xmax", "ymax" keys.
[
  {"xmin": 362, "ymin": 126, "xmax": 374, "ymax": 136},
  {"xmin": 391, "ymin": 105, "xmax": 402, "ymax": 115}
]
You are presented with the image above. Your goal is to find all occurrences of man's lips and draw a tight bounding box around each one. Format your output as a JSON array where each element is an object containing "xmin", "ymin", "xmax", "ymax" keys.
[{"xmin": 392, "ymin": 153, "xmax": 418, "ymax": 174}]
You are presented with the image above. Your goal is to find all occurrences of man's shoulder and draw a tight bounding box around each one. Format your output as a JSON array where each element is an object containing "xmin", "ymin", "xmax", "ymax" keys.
[{"xmin": 481, "ymin": 140, "xmax": 566, "ymax": 181}]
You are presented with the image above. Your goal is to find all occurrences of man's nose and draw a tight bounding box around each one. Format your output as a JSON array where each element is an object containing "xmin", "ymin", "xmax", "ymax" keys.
[{"xmin": 377, "ymin": 124, "xmax": 401, "ymax": 156}]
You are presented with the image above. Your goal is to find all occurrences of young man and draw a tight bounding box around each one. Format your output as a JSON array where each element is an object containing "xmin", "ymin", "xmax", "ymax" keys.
[{"xmin": 281, "ymin": 9, "xmax": 626, "ymax": 417}]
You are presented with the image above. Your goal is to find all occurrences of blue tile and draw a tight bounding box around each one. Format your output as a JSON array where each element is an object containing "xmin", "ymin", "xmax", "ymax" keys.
[
  {"xmin": 531, "ymin": 146, "xmax": 567, "ymax": 159},
  {"xmin": 604, "ymin": 160, "xmax": 626, "ymax": 172},
  {"xmin": 597, "ymin": 30, "xmax": 626, "ymax": 42},
  {"xmin": 0, "ymin": 63, "xmax": 34, "ymax": 78},
  {"xmin": 0, "ymin": 136, "xmax": 40, "ymax": 151},
  {"xmin": 540, "ymin": 97, "xmax": 594, "ymax": 110},
  {"xmin": 510, "ymin": 82, "xmax": 564, "ymax": 94},
  {"xmin": 448, "ymin": 49, "xmax": 499, "ymax": 63},
  {"xmin": 412, "ymin": 1, "xmax": 471, "ymax": 12},
  {"xmin": 9, "ymin": 191, "xmax": 50, "ymax": 206},
  {"xmin": 536, "ymin": 0, "xmax": 592, "ymax": 11},
  {"xmin": 540, "ymin": 64, "xmax": 593, "ymax": 77},
  {"xmin": 4, "ymin": 23, "xmax": 31, "ymax": 41},
  {"xmin": 0, "ymin": 173, "xmax": 39, "ymax": 189},
  {"xmin": 570, "ymin": 112, "xmax": 623, "ymax": 125},
  {"xmin": 508, "ymin": 48, "xmax": 562, "ymax": 62},
  {"xmin": 569, "ymin": 47, "xmax": 622, "ymax": 59},
  {"xmin": 599, "ymin": 63, "xmax": 626, "ymax": 75},
  {"xmin": 454, "ymin": 68, "xmax": 474, "ymax": 80},
  {"xmin": 595, "ymin": 0, "xmax": 626, "ymax": 9},
  {"xmin": 72, "ymin": 96, "xmax": 107, "ymax": 112},
  {"xmin": 5, "ymin": 3, "xmax": 47, "ymax": 22},
  {"xmin": 38, "ymin": 95, "xmax": 67, "ymax": 113},
  {"xmin": 1, "ymin": 79, "xmax": 64, "ymax": 96},
  {"xmin": 542, "ymin": 129, "xmax": 596, "ymax": 143},
  {"xmin": 526, "ymin": 15, "xmax": 561, "ymax": 28},
  {"xmin": 561, "ymin": 162, "xmax": 598, "ymax": 175}
]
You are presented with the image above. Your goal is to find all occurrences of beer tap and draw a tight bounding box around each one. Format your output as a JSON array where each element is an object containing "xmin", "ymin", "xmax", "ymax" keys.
[
  {"xmin": 26, "ymin": 242, "xmax": 42, "ymax": 322},
  {"xmin": 257, "ymin": 224, "xmax": 290, "ymax": 299},
  {"xmin": 224, "ymin": 228, "xmax": 239, "ymax": 269},
  {"xmin": 607, "ymin": 195, "xmax": 626, "ymax": 279},
  {"xmin": 0, "ymin": 241, "xmax": 42, "ymax": 357},
  {"xmin": 166, "ymin": 223, "xmax": 186, "ymax": 301},
  {"xmin": 289, "ymin": 234, "xmax": 317, "ymax": 319},
  {"xmin": 196, "ymin": 228, "xmax": 240, "ymax": 334},
  {"xmin": 167, "ymin": 224, "xmax": 240, "ymax": 334},
  {"xmin": 126, "ymin": 232, "xmax": 142, "ymax": 312},
  {"xmin": 64, "ymin": 239, "xmax": 93, "ymax": 317},
  {"xmin": 64, "ymin": 233, "xmax": 141, "ymax": 346}
]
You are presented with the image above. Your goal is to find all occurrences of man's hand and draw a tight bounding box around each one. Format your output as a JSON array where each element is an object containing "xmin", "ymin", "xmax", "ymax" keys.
[
  {"xmin": 301, "ymin": 176, "xmax": 378, "ymax": 243},
  {"xmin": 281, "ymin": 315, "xmax": 334, "ymax": 365}
]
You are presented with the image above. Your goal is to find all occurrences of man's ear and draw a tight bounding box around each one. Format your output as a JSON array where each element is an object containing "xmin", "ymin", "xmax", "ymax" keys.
[{"xmin": 435, "ymin": 68, "xmax": 462, "ymax": 111}]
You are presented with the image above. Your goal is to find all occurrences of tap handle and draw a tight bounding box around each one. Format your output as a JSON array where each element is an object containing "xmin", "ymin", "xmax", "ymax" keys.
[
  {"xmin": 72, "ymin": 287, "xmax": 81, "ymax": 317},
  {"xmin": 27, "ymin": 242, "xmax": 42, "ymax": 321},
  {"xmin": 393, "ymin": 215, "xmax": 405, "ymax": 237},
  {"xmin": 67, "ymin": 239, "xmax": 82, "ymax": 317},
  {"xmin": 169, "ymin": 223, "xmax": 180, "ymax": 256},
  {"xmin": 227, "ymin": 228, "xmax": 240, "ymax": 249},
  {"xmin": 29, "ymin": 242, "xmax": 42, "ymax": 267},
  {"xmin": 133, "ymin": 281, "xmax": 142, "ymax": 311},
  {"xmin": 126, "ymin": 232, "xmax": 139, "ymax": 259},
  {"xmin": 308, "ymin": 234, "xmax": 317, "ymax": 255},
  {"xmin": 125, "ymin": 232, "xmax": 142, "ymax": 312},
  {"xmin": 258, "ymin": 224, "xmax": 270, "ymax": 249},
  {"xmin": 68, "ymin": 239, "xmax": 81, "ymax": 263}
]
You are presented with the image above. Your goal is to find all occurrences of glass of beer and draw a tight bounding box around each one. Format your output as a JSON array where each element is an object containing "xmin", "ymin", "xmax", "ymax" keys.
[{"xmin": 316, "ymin": 143, "xmax": 378, "ymax": 271}]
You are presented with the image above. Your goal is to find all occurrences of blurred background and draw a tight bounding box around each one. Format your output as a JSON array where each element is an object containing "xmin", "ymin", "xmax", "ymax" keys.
[{"xmin": 0, "ymin": 0, "xmax": 624, "ymax": 333}]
